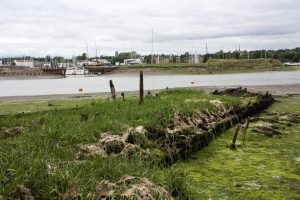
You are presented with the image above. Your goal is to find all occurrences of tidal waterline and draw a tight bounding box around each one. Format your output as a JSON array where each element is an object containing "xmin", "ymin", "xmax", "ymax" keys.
[{"xmin": 0, "ymin": 70, "xmax": 300, "ymax": 97}]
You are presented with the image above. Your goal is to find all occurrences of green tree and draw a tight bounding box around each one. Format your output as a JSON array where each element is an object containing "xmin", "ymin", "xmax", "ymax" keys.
[
  {"xmin": 233, "ymin": 51, "xmax": 240, "ymax": 60},
  {"xmin": 45, "ymin": 55, "xmax": 51, "ymax": 62},
  {"xmin": 76, "ymin": 53, "xmax": 87, "ymax": 61},
  {"xmin": 180, "ymin": 52, "xmax": 190, "ymax": 63},
  {"xmin": 203, "ymin": 54, "xmax": 209, "ymax": 63}
]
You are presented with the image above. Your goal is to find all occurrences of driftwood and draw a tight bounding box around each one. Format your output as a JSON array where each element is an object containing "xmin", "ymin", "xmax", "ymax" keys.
[{"xmin": 109, "ymin": 80, "xmax": 116, "ymax": 100}]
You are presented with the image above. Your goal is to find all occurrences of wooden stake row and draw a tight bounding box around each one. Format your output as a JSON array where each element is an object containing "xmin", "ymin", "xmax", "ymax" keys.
[{"xmin": 109, "ymin": 71, "xmax": 144, "ymax": 104}]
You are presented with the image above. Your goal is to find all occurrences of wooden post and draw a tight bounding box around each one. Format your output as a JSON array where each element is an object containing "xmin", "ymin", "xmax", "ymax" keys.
[
  {"xmin": 230, "ymin": 119, "xmax": 250, "ymax": 149},
  {"xmin": 109, "ymin": 80, "xmax": 116, "ymax": 100},
  {"xmin": 139, "ymin": 71, "xmax": 144, "ymax": 105},
  {"xmin": 242, "ymin": 119, "xmax": 250, "ymax": 145},
  {"xmin": 229, "ymin": 125, "xmax": 241, "ymax": 150}
]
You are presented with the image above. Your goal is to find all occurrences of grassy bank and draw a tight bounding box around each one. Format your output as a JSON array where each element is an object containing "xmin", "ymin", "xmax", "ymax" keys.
[
  {"xmin": 0, "ymin": 90, "xmax": 299, "ymax": 199},
  {"xmin": 115, "ymin": 59, "xmax": 297, "ymax": 75},
  {"xmin": 0, "ymin": 89, "xmax": 240, "ymax": 199}
]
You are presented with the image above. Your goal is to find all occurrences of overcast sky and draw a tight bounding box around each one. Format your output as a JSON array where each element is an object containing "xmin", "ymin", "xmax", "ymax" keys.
[{"xmin": 0, "ymin": 0, "xmax": 299, "ymax": 57}]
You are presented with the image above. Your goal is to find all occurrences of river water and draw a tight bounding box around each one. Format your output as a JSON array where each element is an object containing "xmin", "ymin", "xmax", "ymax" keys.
[{"xmin": 0, "ymin": 70, "xmax": 299, "ymax": 97}]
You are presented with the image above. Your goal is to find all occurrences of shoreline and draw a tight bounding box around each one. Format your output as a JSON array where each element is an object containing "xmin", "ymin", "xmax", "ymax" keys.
[
  {"xmin": 0, "ymin": 75, "xmax": 66, "ymax": 80},
  {"xmin": 1, "ymin": 66, "xmax": 299, "ymax": 79},
  {"xmin": 0, "ymin": 84, "xmax": 299, "ymax": 104}
]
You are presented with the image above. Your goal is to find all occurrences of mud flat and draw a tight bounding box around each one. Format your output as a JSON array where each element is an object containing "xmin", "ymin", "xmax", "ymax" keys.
[
  {"xmin": 110, "ymin": 59, "xmax": 290, "ymax": 75},
  {"xmin": 0, "ymin": 75, "xmax": 65, "ymax": 80},
  {"xmin": 200, "ymin": 84, "xmax": 300, "ymax": 96},
  {"xmin": 0, "ymin": 84, "xmax": 299, "ymax": 104}
]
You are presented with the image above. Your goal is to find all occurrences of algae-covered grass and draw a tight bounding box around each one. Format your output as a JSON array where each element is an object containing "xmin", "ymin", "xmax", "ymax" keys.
[
  {"xmin": 0, "ymin": 98, "xmax": 98, "ymax": 115},
  {"xmin": 0, "ymin": 89, "xmax": 240, "ymax": 199},
  {"xmin": 177, "ymin": 95, "xmax": 300, "ymax": 200}
]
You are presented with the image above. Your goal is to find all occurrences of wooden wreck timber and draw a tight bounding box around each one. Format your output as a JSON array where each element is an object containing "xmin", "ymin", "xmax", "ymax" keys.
[
  {"xmin": 79, "ymin": 88, "xmax": 275, "ymax": 166},
  {"xmin": 41, "ymin": 68, "xmax": 66, "ymax": 76},
  {"xmin": 156, "ymin": 90, "xmax": 275, "ymax": 165},
  {"xmin": 0, "ymin": 66, "xmax": 66, "ymax": 77}
]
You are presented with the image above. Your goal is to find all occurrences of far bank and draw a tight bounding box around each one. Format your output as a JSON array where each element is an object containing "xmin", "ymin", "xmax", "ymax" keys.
[{"xmin": 111, "ymin": 59, "xmax": 298, "ymax": 75}]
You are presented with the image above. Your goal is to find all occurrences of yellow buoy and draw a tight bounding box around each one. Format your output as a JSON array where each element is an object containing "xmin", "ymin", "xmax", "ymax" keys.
[{"xmin": 79, "ymin": 87, "xmax": 83, "ymax": 92}]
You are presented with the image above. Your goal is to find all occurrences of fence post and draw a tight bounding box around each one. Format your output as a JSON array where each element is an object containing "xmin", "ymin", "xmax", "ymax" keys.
[
  {"xmin": 139, "ymin": 71, "xmax": 144, "ymax": 105},
  {"xmin": 109, "ymin": 80, "xmax": 116, "ymax": 100}
]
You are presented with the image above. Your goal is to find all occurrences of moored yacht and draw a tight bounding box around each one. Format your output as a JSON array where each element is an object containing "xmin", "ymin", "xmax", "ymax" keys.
[{"xmin": 65, "ymin": 67, "xmax": 88, "ymax": 75}]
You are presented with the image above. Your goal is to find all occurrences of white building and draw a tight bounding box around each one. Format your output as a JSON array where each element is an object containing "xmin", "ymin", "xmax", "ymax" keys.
[
  {"xmin": 0, "ymin": 60, "xmax": 3, "ymax": 66},
  {"xmin": 58, "ymin": 63, "xmax": 71, "ymax": 68},
  {"xmin": 14, "ymin": 59, "xmax": 35, "ymax": 68},
  {"xmin": 122, "ymin": 59, "xmax": 142, "ymax": 65}
]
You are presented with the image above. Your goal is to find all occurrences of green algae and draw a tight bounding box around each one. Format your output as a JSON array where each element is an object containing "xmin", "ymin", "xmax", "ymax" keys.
[{"xmin": 176, "ymin": 96, "xmax": 300, "ymax": 200}]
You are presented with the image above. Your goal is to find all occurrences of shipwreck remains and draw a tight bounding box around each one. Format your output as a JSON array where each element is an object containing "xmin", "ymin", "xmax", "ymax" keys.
[
  {"xmin": 229, "ymin": 119, "xmax": 250, "ymax": 149},
  {"xmin": 154, "ymin": 89, "xmax": 275, "ymax": 164},
  {"xmin": 78, "ymin": 126, "xmax": 149, "ymax": 159},
  {"xmin": 79, "ymin": 88, "xmax": 276, "ymax": 165},
  {"xmin": 251, "ymin": 112, "xmax": 300, "ymax": 137}
]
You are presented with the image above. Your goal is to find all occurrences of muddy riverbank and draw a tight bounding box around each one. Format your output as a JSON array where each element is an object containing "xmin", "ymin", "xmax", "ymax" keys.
[{"xmin": 0, "ymin": 84, "xmax": 299, "ymax": 104}]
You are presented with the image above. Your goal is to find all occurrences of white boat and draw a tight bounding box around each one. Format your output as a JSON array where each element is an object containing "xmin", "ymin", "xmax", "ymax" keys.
[
  {"xmin": 284, "ymin": 62, "xmax": 300, "ymax": 66},
  {"xmin": 65, "ymin": 53, "xmax": 89, "ymax": 75},
  {"xmin": 65, "ymin": 67, "xmax": 88, "ymax": 75}
]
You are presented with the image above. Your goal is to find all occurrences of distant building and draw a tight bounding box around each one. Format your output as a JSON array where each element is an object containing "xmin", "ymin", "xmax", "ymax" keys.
[
  {"xmin": 14, "ymin": 59, "xmax": 35, "ymax": 68},
  {"xmin": 0, "ymin": 60, "xmax": 3, "ymax": 66},
  {"xmin": 58, "ymin": 63, "xmax": 71, "ymax": 68},
  {"xmin": 122, "ymin": 59, "xmax": 142, "ymax": 65}
]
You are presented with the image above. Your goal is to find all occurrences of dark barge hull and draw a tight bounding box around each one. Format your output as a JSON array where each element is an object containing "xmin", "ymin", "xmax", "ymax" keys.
[{"xmin": 85, "ymin": 66, "xmax": 117, "ymax": 74}]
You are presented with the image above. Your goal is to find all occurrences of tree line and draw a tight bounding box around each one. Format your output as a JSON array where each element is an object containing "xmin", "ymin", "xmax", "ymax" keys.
[{"xmin": 1, "ymin": 47, "xmax": 299, "ymax": 66}]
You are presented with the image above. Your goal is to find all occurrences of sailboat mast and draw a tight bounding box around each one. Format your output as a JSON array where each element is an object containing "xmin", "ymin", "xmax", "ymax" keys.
[
  {"xmin": 151, "ymin": 28, "xmax": 154, "ymax": 64},
  {"xmin": 95, "ymin": 42, "xmax": 98, "ymax": 60},
  {"xmin": 86, "ymin": 41, "xmax": 89, "ymax": 61}
]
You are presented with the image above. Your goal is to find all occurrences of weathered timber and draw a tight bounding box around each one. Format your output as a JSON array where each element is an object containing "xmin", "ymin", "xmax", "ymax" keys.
[
  {"xmin": 109, "ymin": 80, "xmax": 116, "ymax": 100},
  {"xmin": 242, "ymin": 119, "xmax": 250, "ymax": 145},
  {"xmin": 84, "ymin": 66, "xmax": 116, "ymax": 74},
  {"xmin": 155, "ymin": 90, "xmax": 275, "ymax": 165},
  {"xmin": 139, "ymin": 71, "xmax": 144, "ymax": 105},
  {"xmin": 78, "ymin": 88, "xmax": 276, "ymax": 166},
  {"xmin": 229, "ymin": 125, "xmax": 241, "ymax": 150}
]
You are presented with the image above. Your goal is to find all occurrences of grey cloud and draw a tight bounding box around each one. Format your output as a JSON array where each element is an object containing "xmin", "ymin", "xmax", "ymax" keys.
[{"xmin": 0, "ymin": 0, "xmax": 299, "ymax": 57}]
